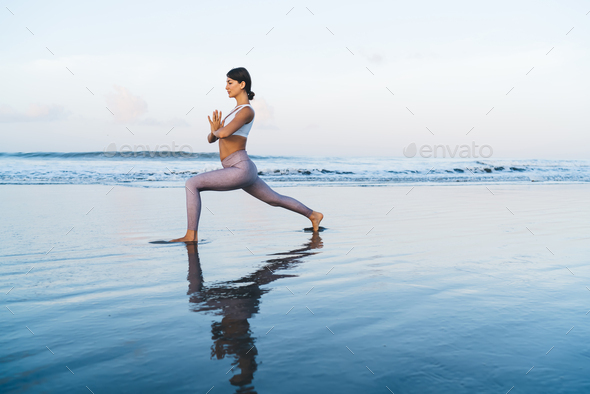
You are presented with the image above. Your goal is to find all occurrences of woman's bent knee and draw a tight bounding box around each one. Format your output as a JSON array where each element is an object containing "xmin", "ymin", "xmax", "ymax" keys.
[{"xmin": 186, "ymin": 176, "xmax": 200, "ymax": 190}]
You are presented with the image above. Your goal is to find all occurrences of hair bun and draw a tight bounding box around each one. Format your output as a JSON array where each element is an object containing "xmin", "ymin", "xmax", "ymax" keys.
[{"xmin": 248, "ymin": 91, "xmax": 255, "ymax": 100}]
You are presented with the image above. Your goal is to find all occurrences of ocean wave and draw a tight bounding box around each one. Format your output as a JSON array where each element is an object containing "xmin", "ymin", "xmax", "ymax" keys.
[
  {"xmin": 0, "ymin": 151, "xmax": 221, "ymax": 160},
  {"xmin": 0, "ymin": 153, "xmax": 589, "ymax": 186}
]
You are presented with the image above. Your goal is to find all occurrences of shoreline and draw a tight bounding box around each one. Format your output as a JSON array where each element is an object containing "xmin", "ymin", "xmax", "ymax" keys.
[{"xmin": 1, "ymin": 181, "xmax": 589, "ymax": 187}]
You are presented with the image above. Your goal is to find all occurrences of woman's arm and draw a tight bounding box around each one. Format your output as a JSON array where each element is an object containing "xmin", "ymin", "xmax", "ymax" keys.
[
  {"xmin": 211, "ymin": 107, "xmax": 254, "ymax": 139},
  {"xmin": 207, "ymin": 131, "xmax": 218, "ymax": 144}
]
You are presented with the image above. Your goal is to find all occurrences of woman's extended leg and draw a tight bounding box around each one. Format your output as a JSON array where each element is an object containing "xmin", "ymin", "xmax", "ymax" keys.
[{"xmin": 242, "ymin": 177, "xmax": 324, "ymax": 230}]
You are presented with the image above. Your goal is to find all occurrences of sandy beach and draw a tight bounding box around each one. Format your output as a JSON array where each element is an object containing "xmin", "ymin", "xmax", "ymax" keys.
[{"xmin": 1, "ymin": 184, "xmax": 589, "ymax": 393}]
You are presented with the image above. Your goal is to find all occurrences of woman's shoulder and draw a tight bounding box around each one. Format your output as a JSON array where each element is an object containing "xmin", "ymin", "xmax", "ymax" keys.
[{"xmin": 241, "ymin": 104, "xmax": 255, "ymax": 116}]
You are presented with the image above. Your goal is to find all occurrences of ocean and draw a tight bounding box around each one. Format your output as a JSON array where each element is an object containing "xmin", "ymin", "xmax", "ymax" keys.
[{"xmin": 1, "ymin": 152, "xmax": 589, "ymax": 187}]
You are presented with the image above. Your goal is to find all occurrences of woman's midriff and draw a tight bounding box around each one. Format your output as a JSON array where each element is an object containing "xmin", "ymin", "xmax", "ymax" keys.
[{"xmin": 219, "ymin": 135, "xmax": 247, "ymax": 162}]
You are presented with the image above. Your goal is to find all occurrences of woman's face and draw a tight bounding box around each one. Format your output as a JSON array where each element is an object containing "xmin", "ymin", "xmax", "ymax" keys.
[{"xmin": 226, "ymin": 78, "xmax": 245, "ymax": 98}]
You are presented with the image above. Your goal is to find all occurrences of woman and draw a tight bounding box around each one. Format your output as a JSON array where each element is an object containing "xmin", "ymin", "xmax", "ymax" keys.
[{"xmin": 171, "ymin": 67, "xmax": 323, "ymax": 243}]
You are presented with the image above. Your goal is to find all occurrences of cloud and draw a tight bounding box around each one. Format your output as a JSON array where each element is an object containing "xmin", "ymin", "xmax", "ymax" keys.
[
  {"xmin": 0, "ymin": 103, "xmax": 68, "ymax": 122},
  {"xmin": 105, "ymin": 85, "xmax": 148, "ymax": 123},
  {"xmin": 357, "ymin": 48, "xmax": 386, "ymax": 64},
  {"xmin": 103, "ymin": 85, "xmax": 190, "ymax": 128},
  {"xmin": 250, "ymin": 98, "xmax": 278, "ymax": 130},
  {"xmin": 366, "ymin": 53, "xmax": 385, "ymax": 64}
]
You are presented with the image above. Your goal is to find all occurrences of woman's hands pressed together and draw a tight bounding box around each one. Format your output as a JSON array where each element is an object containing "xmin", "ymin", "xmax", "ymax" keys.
[
  {"xmin": 207, "ymin": 110, "xmax": 225, "ymax": 143},
  {"xmin": 208, "ymin": 110, "xmax": 225, "ymax": 133}
]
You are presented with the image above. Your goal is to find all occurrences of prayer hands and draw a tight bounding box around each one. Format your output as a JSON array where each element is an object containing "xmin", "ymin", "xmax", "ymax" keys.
[{"xmin": 208, "ymin": 110, "xmax": 225, "ymax": 132}]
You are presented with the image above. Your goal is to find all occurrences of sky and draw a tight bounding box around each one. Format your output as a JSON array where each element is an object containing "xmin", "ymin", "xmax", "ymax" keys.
[{"xmin": 1, "ymin": 0, "xmax": 589, "ymax": 158}]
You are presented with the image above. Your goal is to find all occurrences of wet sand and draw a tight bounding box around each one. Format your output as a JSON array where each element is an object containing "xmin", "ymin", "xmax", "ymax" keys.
[{"xmin": 1, "ymin": 184, "xmax": 589, "ymax": 393}]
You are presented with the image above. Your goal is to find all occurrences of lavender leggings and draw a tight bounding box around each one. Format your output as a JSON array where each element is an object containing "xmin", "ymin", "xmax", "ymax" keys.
[{"xmin": 184, "ymin": 150, "xmax": 313, "ymax": 231}]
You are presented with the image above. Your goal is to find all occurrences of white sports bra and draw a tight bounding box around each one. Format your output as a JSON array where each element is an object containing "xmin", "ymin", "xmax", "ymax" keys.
[{"xmin": 222, "ymin": 104, "xmax": 255, "ymax": 138}]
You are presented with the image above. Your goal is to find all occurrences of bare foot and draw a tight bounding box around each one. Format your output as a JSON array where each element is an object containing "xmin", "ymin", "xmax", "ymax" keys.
[
  {"xmin": 170, "ymin": 230, "xmax": 198, "ymax": 243},
  {"xmin": 309, "ymin": 211, "xmax": 324, "ymax": 231}
]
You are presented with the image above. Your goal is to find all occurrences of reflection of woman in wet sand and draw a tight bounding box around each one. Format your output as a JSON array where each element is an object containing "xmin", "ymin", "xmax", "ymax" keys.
[
  {"xmin": 184, "ymin": 233, "xmax": 323, "ymax": 392},
  {"xmin": 171, "ymin": 67, "xmax": 323, "ymax": 243}
]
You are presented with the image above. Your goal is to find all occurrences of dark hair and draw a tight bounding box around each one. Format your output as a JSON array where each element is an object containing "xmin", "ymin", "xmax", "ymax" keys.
[{"xmin": 227, "ymin": 67, "xmax": 255, "ymax": 100}]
